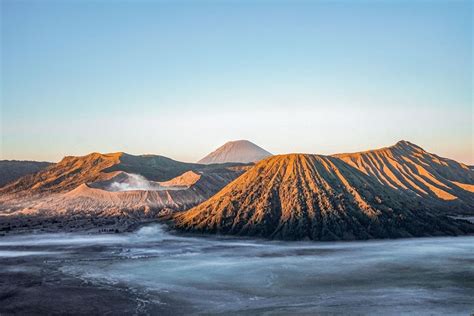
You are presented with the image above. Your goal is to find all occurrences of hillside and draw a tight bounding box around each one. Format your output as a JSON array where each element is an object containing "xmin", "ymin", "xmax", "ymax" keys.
[
  {"xmin": 174, "ymin": 146, "xmax": 474, "ymax": 240},
  {"xmin": 0, "ymin": 152, "xmax": 238, "ymax": 195},
  {"xmin": 334, "ymin": 141, "xmax": 474, "ymax": 206},
  {"xmin": 0, "ymin": 160, "xmax": 53, "ymax": 187},
  {"xmin": 198, "ymin": 140, "xmax": 272, "ymax": 164}
]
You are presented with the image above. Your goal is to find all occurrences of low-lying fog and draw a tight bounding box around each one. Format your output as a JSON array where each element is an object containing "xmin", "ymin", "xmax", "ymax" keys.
[{"xmin": 1, "ymin": 225, "xmax": 473, "ymax": 315}]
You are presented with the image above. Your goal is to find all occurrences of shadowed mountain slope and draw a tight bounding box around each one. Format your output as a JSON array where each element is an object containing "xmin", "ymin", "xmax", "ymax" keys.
[
  {"xmin": 0, "ymin": 160, "xmax": 53, "ymax": 188},
  {"xmin": 175, "ymin": 150, "xmax": 474, "ymax": 241},
  {"xmin": 198, "ymin": 140, "xmax": 272, "ymax": 164}
]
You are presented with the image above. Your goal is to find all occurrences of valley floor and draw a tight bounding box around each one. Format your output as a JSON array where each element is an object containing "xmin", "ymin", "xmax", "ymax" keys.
[
  {"xmin": 1, "ymin": 224, "xmax": 473, "ymax": 315},
  {"xmin": 0, "ymin": 214, "xmax": 157, "ymax": 236}
]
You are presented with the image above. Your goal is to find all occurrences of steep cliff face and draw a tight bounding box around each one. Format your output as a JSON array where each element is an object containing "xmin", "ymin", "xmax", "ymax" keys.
[{"xmin": 174, "ymin": 152, "xmax": 474, "ymax": 240}]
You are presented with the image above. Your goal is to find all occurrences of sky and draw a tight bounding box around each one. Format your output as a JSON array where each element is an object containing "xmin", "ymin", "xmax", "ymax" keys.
[{"xmin": 1, "ymin": 0, "xmax": 472, "ymax": 164}]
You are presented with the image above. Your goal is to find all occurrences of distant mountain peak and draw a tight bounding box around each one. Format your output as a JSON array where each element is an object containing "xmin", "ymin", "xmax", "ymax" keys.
[
  {"xmin": 198, "ymin": 140, "xmax": 272, "ymax": 164},
  {"xmin": 392, "ymin": 140, "xmax": 425, "ymax": 152}
]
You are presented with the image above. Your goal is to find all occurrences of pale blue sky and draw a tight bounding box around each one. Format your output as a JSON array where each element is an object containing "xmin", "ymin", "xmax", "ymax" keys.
[{"xmin": 1, "ymin": 0, "xmax": 472, "ymax": 163}]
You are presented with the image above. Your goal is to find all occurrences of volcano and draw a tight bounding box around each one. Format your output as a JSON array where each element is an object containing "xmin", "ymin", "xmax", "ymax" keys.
[
  {"xmin": 0, "ymin": 152, "xmax": 244, "ymax": 195},
  {"xmin": 198, "ymin": 140, "xmax": 272, "ymax": 164},
  {"xmin": 174, "ymin": 142, "xmax": 474, "ymax": 240},
  {"xmin": 0, "ymin": 152, "xmax": 247, "ymax": 233}
]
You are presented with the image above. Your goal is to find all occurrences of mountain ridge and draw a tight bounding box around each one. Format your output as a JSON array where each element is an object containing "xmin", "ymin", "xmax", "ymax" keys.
[
  {"xmin": 334, "ymin": 141, "xmax": 473, "ymax": 208},
  {"xmin": 174, "ymin": 141, "xmax": 474, "ymax": 240},
  {"xmin": 0, "ymin": 152, "xmax": 247, "ymax": 195}
]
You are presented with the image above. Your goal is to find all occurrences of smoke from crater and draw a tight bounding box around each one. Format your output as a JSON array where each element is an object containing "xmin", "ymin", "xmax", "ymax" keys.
[{"xmin": 107, "ymin": 174, "xmax": 162, "ymax": 192}]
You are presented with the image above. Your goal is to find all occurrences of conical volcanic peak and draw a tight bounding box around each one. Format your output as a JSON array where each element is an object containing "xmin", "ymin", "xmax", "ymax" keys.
[
  {"xmin": 174, "ymin": 153, "xmax": 474, "ymax": 241},
  {"xmin": 198, "ymin": 140, "xmax": 272, "ymax": 164}
]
